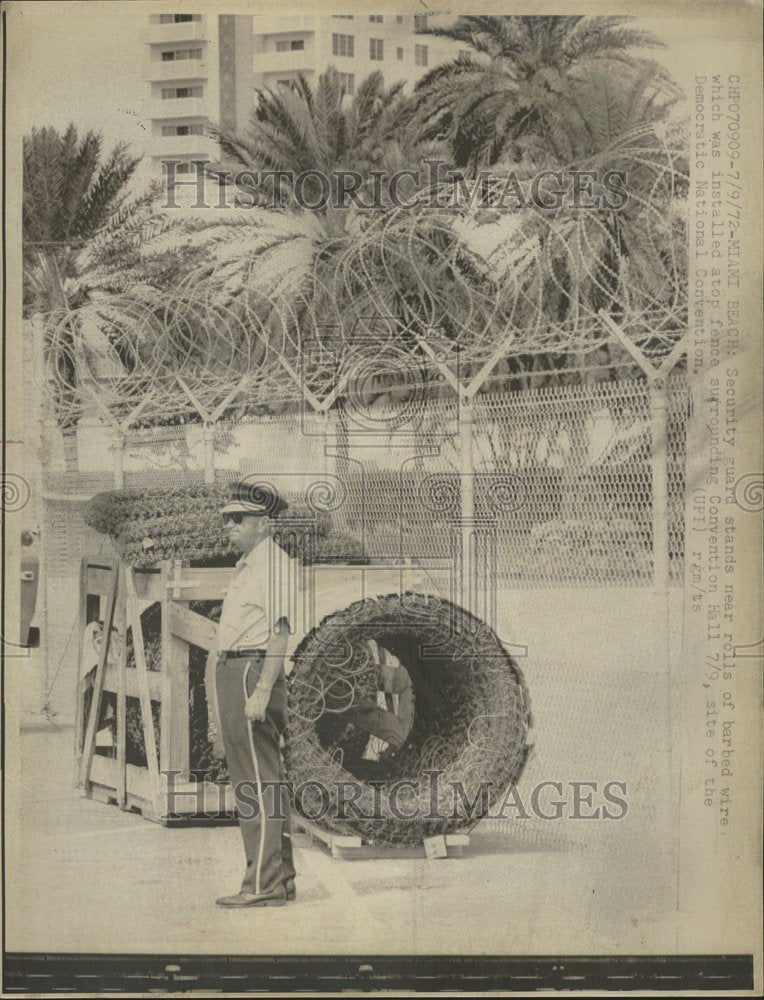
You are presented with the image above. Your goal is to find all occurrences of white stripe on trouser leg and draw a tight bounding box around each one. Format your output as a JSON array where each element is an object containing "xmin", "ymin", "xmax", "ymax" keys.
[{"xmin": 243, "ymin": 662, "xmax": 266, "ymax": 896}]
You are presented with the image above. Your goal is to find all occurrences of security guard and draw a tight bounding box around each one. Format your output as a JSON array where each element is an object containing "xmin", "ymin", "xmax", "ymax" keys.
[{"xmin": 212, "ymin": 482, "xmax": 298, "ymax": 908}]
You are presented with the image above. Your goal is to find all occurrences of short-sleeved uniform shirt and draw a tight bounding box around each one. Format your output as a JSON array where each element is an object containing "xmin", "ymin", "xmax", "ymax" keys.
[{"xmin": 217, "ymin": 536, "xmax": 301, "ymax": 655}]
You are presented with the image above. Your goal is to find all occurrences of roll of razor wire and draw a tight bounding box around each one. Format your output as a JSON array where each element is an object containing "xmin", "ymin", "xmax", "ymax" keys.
[{"xmin": 285, "ymin": 591, "xmax": 532, "ymax": 845}]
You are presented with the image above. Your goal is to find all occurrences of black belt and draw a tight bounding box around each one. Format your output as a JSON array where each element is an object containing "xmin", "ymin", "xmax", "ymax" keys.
[{"xmin": 222, "ymin": 647, "xmax": 266, "ymax": 659}]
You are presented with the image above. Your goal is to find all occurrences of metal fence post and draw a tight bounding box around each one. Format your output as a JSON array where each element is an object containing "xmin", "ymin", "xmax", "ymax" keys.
[
  {"xmin": 322, "ymin": 409, "xmax": 332, "ymax": 481},
  {"xmin": 459, "ymin": 398, "xmax": 476, "ymax": 611},
  {"xmin": 31, "ymin": 313, "xmax": 47, "ymax": 455},
  {"xmin": 650, "ymin": 377, "xmax": 670, "ymax": 592},
  {"xmin": 203, "ymin": 421, "xmax": 216, "ymax": 485},
  {"xmin": 31, "ymin": 314, "xmax": 51, "ymax": 713}
]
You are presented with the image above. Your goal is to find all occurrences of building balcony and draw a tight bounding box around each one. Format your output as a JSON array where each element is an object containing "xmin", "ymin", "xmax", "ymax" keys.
[
  {"xmin": 253, "ymin": 48, "xmax": 314, "ymax": 74},
  {"xmin": 145, "ymin": 58, "xmax": 209, "ymax": 82},
  {"xmin": 144, "ymin": 20, "xmax": 209, "ymax": 44},
  {"xmin": 149, "ymin": 96, "xmax": 209, "ymax": 119},
  {"xmin": 146, "ymin": 135, "xmax": 217, "ymax": 158},
  {"xmin": 252, "ymin": 14, "xmax": 317, "ymax": 35}
]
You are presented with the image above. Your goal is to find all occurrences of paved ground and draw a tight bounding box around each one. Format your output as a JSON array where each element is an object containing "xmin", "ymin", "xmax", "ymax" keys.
[
  {"xmin": 9, "ymin": 691, "xmax": 680, "ymax": 957},
  {"xmin": 8, "ymin": 587, "xmax": 684, "ymax": 956}
]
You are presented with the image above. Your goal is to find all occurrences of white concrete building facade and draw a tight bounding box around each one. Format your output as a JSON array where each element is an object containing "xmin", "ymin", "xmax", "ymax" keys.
[
  {"xmin": 145, "ymin": 12, "xmax": 252, "ymax": 173},
  {"xmin": 250, "ymin": 13, "xmax": 460, "ymax": 93},
  {"xmin": 145, "ymin": 11, "xmax": 462, "ymax": 174}
]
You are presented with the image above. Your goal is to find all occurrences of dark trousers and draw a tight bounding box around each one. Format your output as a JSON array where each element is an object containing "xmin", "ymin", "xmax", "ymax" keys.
[{"xmin": 216, "ymin": 651, "xmax": 296, "ymax": 895}]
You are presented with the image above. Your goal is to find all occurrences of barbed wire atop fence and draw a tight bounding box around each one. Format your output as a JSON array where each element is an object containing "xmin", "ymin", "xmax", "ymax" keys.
[{"xmin": 39, "ymin": 122, "xmax": 688, "ymax": 431}]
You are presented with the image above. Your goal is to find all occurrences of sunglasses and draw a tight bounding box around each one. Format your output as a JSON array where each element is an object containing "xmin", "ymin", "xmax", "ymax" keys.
[
  {"xmin": 223, "ymin": 511, "xmax": 268, "ymax": 525},
  {"xmin": 222, "ymin": 512, "xmax": 248, "ymax": 525}
]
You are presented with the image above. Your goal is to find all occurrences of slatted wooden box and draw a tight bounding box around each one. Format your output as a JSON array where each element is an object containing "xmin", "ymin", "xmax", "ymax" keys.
[{"xmin": 74, "ymin": 556, "xmax": 239, "ymax": 824}]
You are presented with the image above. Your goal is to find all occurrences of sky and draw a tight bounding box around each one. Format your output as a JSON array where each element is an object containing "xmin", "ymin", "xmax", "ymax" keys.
[
  {"xmin": 8, "ymin": 0, "xmax": 722, "ymax": 172},
  {"xmin": 11, "ymin": 2, "xmax": 152, "ymax": 154}
]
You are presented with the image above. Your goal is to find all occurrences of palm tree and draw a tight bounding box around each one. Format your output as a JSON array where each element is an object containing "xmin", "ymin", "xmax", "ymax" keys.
[
  {"xmin": 413, "ymin": 15, "xmax": 663, "ymax": 171},
  {"xmin": 415, "ymin": 16, "xmax": 686, "ymax": 381},
  {"xmin": 75, "ymin": 67, "xmax": 448, "ymax": 423},
  {"xmin": 212, "ymin": 66, "xmax": 435, "ymax": 211},
  {"xmin": 23, "ymin": 125, "xmax": 143, "ymax": 313},
  {"xmin": 23, "ymin": 125, "xmax": 144, "ymax": 457},
  {"xmin": 517, "ymin": 62, "xmax": 687, "ymax": 378}
]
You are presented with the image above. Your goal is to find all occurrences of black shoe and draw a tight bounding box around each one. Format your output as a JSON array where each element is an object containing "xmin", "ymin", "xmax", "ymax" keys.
[
  {"xmin": 284, "ymin": 878, "xmax": 296, "ymax": 901},
  {"xmin": 216, "ymin": 885, "xmax": 287, "ymax": 908}
]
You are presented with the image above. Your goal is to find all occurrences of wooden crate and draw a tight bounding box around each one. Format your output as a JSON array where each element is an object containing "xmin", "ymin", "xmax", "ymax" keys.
[{"xmin": 74, "ymin": 557, "xmax": 237, "ymax": 824}]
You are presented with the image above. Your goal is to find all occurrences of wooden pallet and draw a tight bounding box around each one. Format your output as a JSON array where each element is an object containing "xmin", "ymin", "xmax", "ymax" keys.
[
  {"xmin": 87, "ymin": 755, "xmax": 235, "ymax": 825},
  {"xmin": 294, "ymin": 815, "xmax": 470, "ymax": 860}
]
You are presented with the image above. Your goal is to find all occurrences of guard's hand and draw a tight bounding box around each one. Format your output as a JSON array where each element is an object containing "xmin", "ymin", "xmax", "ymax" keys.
[
  {"xmin": 207, "ymin": 724, "xmax": 226, "ymax": 761},
  {"xmin": 245, "ymin": 689, "xmax": 269, "ymax": 722}
]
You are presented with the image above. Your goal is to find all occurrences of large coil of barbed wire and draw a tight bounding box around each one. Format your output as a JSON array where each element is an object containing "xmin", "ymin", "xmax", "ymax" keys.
[{"xmin": 285, "ymin": 592, "xmax": 531, "ymax": 845}]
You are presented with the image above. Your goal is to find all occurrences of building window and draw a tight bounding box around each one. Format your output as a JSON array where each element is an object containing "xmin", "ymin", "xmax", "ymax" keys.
[
  {"xmin": 370, "ymin": 38, "xmax": 384, "ymax": 61},
  {"xmin": 175, "ymin": 162, "xmax": 192, "ymax": 173},
  {"xmin": 396, "ymin": 46, "xmax": 404, "ymax": 60},
  {"xmin": 338, "ymin": 72, "xmax": 355, "ymax": 96},
  {"xmin": 276, "ymin": 79, "xmax": 294, "ymax": 88},
  {"xmin": 161, "ymin": 86, "xmax": 203, "ymax": 99},
  {"xmin": 415, "ymin": 44, "xmax": 428, "ymax": 66},
  {"xmin": 369, "ymin": 15, "xmax": 383, "ymax": 22},
  {"xmin": 458, "ymin": 49, "xmax": 471, "ymax": 60},
  {"xmin": 159, "ymin": 14, "xmax": 201, "ymax": 24},
  {"xmin": 332, "ymin": 14, "xmax": 354, "ymax": 18},
  {"xmin": 276, "ymin": 39, "xmax": 304, "ymax": 51},
  {"xmin": 162, "ymin": 123, "xmax": 204, "ymax": 136},
  {"xmin": 414, "ymin": 15, "xmax": 428, "ymax": 31},
  {"xmin": 161, "ymin": 47, "xmax": 202, "ymax": 61},
  {"xmin": 331, "ymin": 33, "xmax": 354, "ymax": 57},
  {"xmin": 396, "ymin": 15, "xmax": 404, "ymax": 23}
]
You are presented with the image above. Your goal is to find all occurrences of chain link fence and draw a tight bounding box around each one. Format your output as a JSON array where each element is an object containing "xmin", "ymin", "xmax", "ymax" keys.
[
  {"xmin": 330, "ymin": 375, "xmax": 686, "ymax": 587},
  {"xmin": 54, "ymin": 372, "xmax": 688, "ymax": 588}
]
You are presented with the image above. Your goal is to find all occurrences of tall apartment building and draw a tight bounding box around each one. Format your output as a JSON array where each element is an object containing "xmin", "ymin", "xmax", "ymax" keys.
[
  {"xmin": 145, "ymin": 12, "xmax": 253, "ymax": 172},
  {"xmin": 250, "ymin": 13, "xmax": 460, "ymax": 94},
  {"xmin": 145, "ymin": 11, "xmax": 462, "ymax": 174}
]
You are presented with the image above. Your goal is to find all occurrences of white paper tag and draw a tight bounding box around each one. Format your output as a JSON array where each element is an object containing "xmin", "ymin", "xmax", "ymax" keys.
[{"xmin": 423, "ymin": 836, "xmax": 447, "ymax": 860}]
